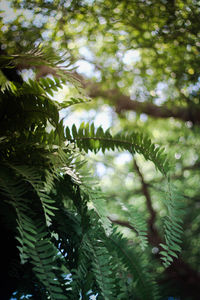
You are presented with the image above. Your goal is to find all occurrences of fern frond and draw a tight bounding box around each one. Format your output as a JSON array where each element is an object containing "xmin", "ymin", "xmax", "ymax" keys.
[
  {"xmin": 18, "ymin": 77, "xmax": 89, "ymax": 108},
  {"xmin": 0, "ymin": 46, "xmax": 86, "ymax": 96},
  {"xmin": 159, "ymin": 180, "xmax": 184, "ymax": 267},
  {"xmin": 65, "ymin": 122, "xmax": 170, "ymax": 175},
  {"xmin": 84, "ymin": 232, "xmax": 116, "ymax": 300},
  {"xmin": 80, "ymin": 179, "xmax": 112, "ymax": 236},
  {"xmin": 0, "ymin": 69, "xmax": 11, "ymax": 92},
  {"xmin": 118, "ymin": 201, "xmax": 148, "ymax": 250},
  {"xmin": 0, "ymin": 46, "xmax": 72, "ymax": 71},
  {"xmin": 59, "ymin": 96, "xmax": 91, "ymax": 109},
  {"xmin": 69, "ymin": 245, "xmax": 93, "ymax": 299},
  {"xmin": 106, "ymin": 230, "xmax": 160, "ymax": 300},
  {"xmin": 0, "ymin": 170, "xmax": 33, "ymax": 263},
  {"xmin": 30, "ymin": 221, "xmax": 67, "ymax": 300},
  {"xmin": 0, "ymin": 168, "xmax": 69, "ymax": 298},
  {"xmin": 7, "ymin": 163, "xmax": 58, "ymax": 223}
]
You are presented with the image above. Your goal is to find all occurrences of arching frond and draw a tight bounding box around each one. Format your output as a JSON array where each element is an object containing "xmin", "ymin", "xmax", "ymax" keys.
[
  {"xmin": 65, "ymin": 122, "xmax": 170, "ymax": 175},
  {"xmin": 65, "ymin": 122, "xmax": 183, "ymax": 266}
]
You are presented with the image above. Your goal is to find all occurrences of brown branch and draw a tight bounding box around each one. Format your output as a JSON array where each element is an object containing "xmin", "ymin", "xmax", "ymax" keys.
[
  {"xmin": 134, "ymin": 161, "xmax": 155, "ymax": 227},
  {"xmin": 108, "ymin": 216, "xmax": 137, "ymax": 234},
  {"xmin": 13, "ymin": 61, "xmax": 200, "ymax": 124},
  {"xmin": 133, "ymin": 159, "xmax": 162, "ymax": 245},
  {"xmin": 107, "ymin": 159, "xmax": 161, "ymax": 245},
  {"xmin": 87, "ymin": 84, "xmax": 200, "ymax": 125}
]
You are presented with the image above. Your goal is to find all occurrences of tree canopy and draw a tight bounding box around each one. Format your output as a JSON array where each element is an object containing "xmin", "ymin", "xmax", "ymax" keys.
[{"xmin": 0, "ymin": 1, "xmax": 200, "ymax": 299}]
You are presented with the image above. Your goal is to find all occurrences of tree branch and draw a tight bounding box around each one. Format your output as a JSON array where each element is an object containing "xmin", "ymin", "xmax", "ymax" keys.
[
  {"xmin": 13, "ymin": 62, "xmax": 200, "ymax": 124},
  {"xmin": 87, "ymin": 84, "xmax": 200, "ymax": 125},
  {"xmin": 134, "ymin": 161, "xmax": 155, "ymax": 226},
  {"xmin": 108, "ymin": 216, "xmax": 137, "ymax": 233}
]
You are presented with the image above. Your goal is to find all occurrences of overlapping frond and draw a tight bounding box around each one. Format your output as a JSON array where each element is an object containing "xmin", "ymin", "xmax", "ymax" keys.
[
  {"xmin": 118, "ymin": 201, "xmax": 148, "ymax": 250},
  {"xmin": 0, "ymin": 49, "xmax": 184, "ymax": 299},
  {"xmin": 84, "ymin": 232, "xmax": 116, "ymax": 300},
  {"xmin": 65, "ymin": 122, "xmax": 183, "ymax": 266},
  {"xmin": 106, "ymin": 230, "xmax": 160, "ymax": 300},
  {"xmin": 0, "ymin": 168, "xmax": 69, "ymax": 299},
  {"xmin": 80, "ymin": 178, "xmax": 113, "ymax": 236}
]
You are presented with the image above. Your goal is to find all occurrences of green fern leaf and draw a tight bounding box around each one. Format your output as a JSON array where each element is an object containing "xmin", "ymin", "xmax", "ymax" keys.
[{"xmin": 65, "ymin": 123, "xmax": 170, "ymax": 175}]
